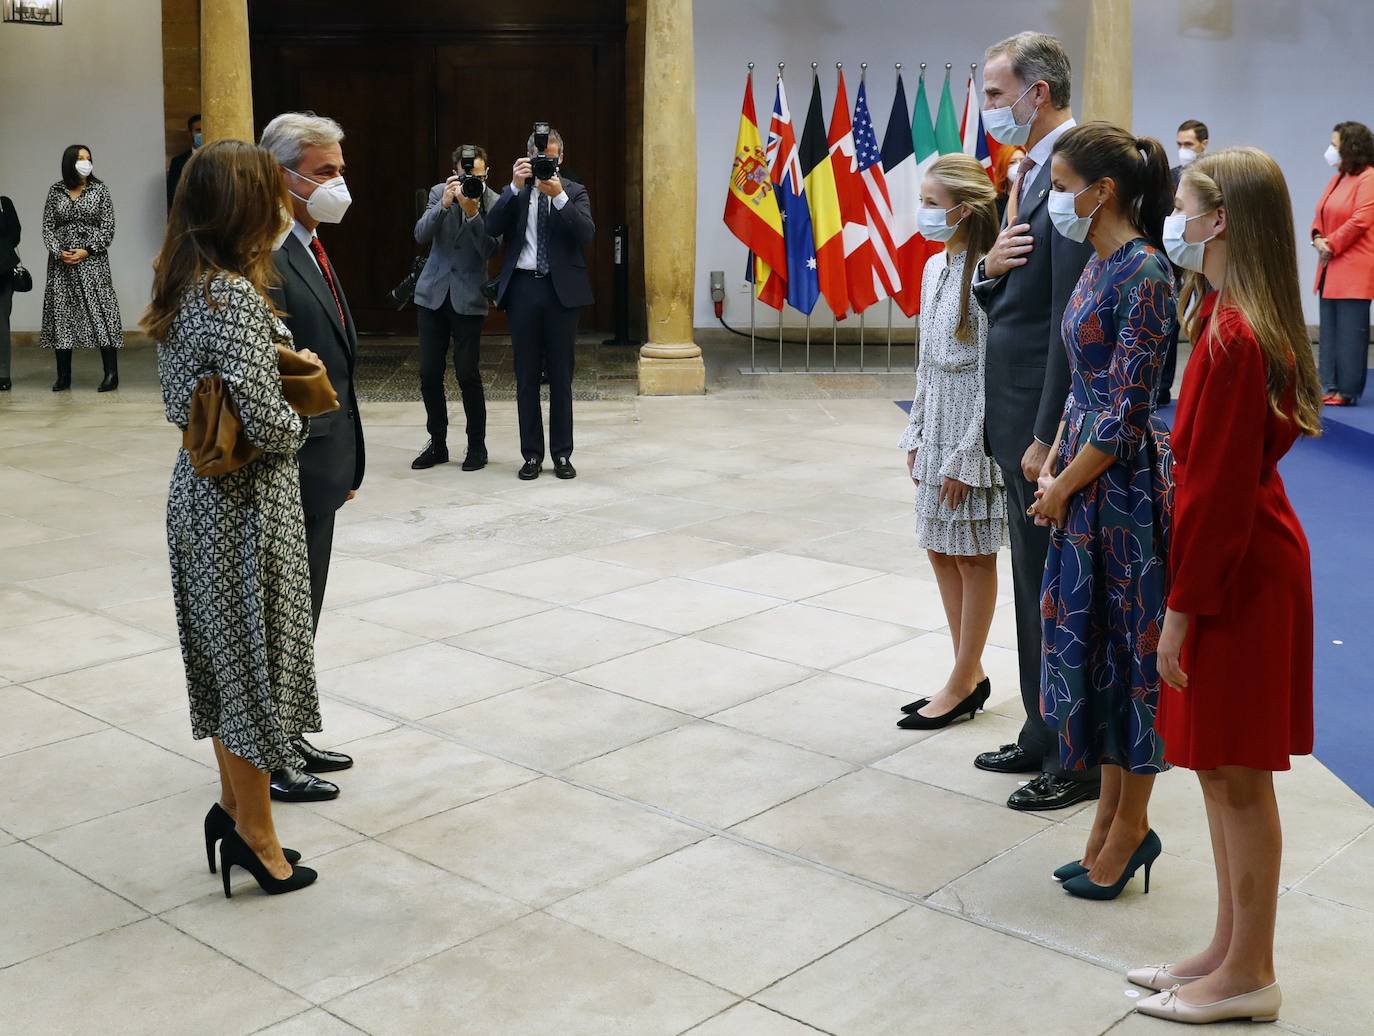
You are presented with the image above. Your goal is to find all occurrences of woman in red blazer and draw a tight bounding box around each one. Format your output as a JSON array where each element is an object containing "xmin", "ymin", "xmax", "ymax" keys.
[
  {"xmin": 1311, "ymin": 120, "xmax": 1374, "ymax": 405},
  {"xmin": 1132, "ymin": 148, "xmax": 1322, "ymax": 1026}
]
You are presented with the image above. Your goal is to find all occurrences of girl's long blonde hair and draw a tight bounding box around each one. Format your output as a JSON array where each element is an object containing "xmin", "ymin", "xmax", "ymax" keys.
[
  {"xmin": 1181, "ymin": 147, "xmax": 1322, "ymax": 436},
  {"xmin": 925, "ymin": 153, "xmax": 999, "ymax": 342}
]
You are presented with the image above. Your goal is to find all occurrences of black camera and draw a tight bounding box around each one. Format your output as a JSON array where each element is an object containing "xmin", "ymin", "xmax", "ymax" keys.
[
  {"xmin": 456, "ymin": 145, "xmax": 485, "ymax": 199},
  {"xmin": 530, "ymin": 121, "xmax": 558, "ymax": 181},
  {"xmin": 390, "ymin": 254, "xmax": 427, "ymax": 310}
]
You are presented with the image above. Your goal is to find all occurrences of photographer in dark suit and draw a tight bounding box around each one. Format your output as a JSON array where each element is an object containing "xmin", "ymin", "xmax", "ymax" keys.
[
  {"xmin": 259, "ymin": 112, "xmax": 365, "ymax": 802},
  {"xmin": 411, "ymin": 144, "xmax": 501, "ymax": 472},
  {"xmin": 485, "ymin": 125, "xmax": 594, "ymax": 480},
  {"xmin": 972, "ymin": 33, "xmax": 1098, "ymax": 812}
]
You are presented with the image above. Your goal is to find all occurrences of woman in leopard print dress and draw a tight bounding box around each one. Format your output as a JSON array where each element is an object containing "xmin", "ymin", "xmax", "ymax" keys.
[{"xmin": 144, "ymin": 140, "xmax": 321, "ymax": 896}]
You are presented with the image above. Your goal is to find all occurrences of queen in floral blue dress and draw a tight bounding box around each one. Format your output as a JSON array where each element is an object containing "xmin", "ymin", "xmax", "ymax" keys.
[{"xmin": 1039, "ymin": 237, "xmax": 1175, "ymax": 781}]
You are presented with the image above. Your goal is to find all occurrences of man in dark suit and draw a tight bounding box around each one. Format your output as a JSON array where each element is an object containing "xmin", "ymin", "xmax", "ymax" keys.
[
  {"xmin": 165, "ymin": 114, "xmax": 201, "ymax": 212},
  {"xmin": 259, "ymin": 112, "xmax": 365, "ymax": 802},
  {"xmin": 485, "ymin": 126, "xmax": 595, "ymax": 480},
  {"xmin": 973, "ymin": 32, "xmax": 1098, "ymax": 812}
]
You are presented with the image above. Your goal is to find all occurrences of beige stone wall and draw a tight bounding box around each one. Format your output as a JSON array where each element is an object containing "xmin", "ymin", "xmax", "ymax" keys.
[{"xmin": 162, "ymin": 0, "xmax": 200, "ymax": 161}]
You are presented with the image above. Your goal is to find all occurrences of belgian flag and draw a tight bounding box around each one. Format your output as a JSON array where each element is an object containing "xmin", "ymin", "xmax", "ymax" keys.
[{"xmin": 800, "ymin": 71, "xmax": 849, "ymax": 320}]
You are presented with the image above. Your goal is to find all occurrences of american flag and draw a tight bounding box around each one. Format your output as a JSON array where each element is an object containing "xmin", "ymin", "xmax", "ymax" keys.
[{"xmin": 853, "ymin": 80, "xmax": 901, "ymax": 301}]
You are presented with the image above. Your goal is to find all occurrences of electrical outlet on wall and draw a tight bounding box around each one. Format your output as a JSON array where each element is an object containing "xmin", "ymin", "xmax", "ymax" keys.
[{"xmin": 709, "ymin": 270, "xmax": 725, "ymax": 302}]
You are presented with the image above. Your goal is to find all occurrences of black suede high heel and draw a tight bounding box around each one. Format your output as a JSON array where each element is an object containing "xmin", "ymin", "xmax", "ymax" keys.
[
  {"xmin": 219, "ymin": 828, "xmax": 317, "ymax": 898},
  {"xmin": 902, "ymin": 677, "xmax": 989, "ymax": 714},
  {"xmin": 203, "ymin": 803, "xmax": 299, "ymax": 874},
  {"xmin": 897, "ymin": 682, "xmax": 991, "ymax": 730}
]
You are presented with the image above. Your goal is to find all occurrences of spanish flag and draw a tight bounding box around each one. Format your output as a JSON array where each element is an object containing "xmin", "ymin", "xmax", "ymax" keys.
[
  {"xmin": 800, "ymin": 70, "xmax": 849, "ymax": 320},
  {"xmin": 724, "ymin": 71, "xmax": 786, "ymax": 304}
]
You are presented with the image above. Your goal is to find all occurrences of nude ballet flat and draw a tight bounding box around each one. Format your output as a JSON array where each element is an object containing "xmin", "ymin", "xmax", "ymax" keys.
[
  {"xmin": 1136, "ymin": 981, "xmax": 1281, "ymax": 1024},
  {"xmin": 1127, "ymin": 964, "xmax": 1206, "ymax": 992}
]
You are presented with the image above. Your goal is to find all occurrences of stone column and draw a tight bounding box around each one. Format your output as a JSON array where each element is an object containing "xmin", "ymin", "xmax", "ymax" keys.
[
  {"xmin": 200, "ymin": 0, "xmax": 254, "ymax": 144},
  {"xmin": 1081, "ymin": 0, "xmax": 1133, "ymax": 128},
  {"xmin": 639, "ymin": 0, "xmax": 704, "ymax": 395}
]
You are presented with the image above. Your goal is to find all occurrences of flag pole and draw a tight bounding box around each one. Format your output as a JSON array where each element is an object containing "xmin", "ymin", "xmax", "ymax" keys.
[
  {"xmin": 746, "ymin": 61, "xmax": 757, "ymax": 373},
  {"xmin": 860, "ymin": 60, "xmax": 868, "ymax": 374},
  {"xmin": 886, "ymin": 298, "xmax": 893, "ymax": 372},
  {"xmin": 805, "ymin": 310, "xmax": 811, "ymax": 372},
  {"xmin": 834, "ymin": 59, "xmax": 842, "ymax": 375},
  {"xmin": 778, "ymin": 61, "xmax": 786, "ymax": 373}
]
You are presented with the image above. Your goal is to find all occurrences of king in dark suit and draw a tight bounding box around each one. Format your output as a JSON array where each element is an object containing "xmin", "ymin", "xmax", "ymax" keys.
[
  {"xmin": 485, "ymin": 127, "xmax": 595, "ymax": 480},
  {"xmin": 260, "ymin": 112, "xmax": 365, "ymax": 802}
]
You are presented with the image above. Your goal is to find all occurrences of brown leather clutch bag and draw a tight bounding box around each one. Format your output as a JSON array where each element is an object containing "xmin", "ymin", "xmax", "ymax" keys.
[{"xmin": 182, "ymin": 348, "xmax": 338, "ymax": 478}]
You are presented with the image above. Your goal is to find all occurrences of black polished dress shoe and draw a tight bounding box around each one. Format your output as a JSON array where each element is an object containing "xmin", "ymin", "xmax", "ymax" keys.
[
  {"xmin": 974, "ymin": 743, "xmax": 1041, "ymax": 773},
  {"xmin": 903, "ymin": 677, "xmax": 989, "ymax": 714},
  {"xmin": 461, "ymin": 448, "xmax": 488, "ymax": 472},
  {"xmin": 269, "ymin": 767, "xmax": 340, "ymax": 802},
  {"xmin": 1007, "ymin": 772, "xmax": 1101, "ymax": 812},
  {"xmin": 553, "ymin": 456, "xmax": 576, "ymax": 480},
  {"xmin": 412, "ymin": 439, "xmax": 449, "ymax": 470},
  {"xmin": 897, "ymin": 683, "xmax": 990, "ymax": 730},
  {"xmin": 291, "ymin": 736, "xmax": 353, "ymax": 773},
  {"xmin": 518, "ymin": 459, "xmax": 542, "ymax": 480}
]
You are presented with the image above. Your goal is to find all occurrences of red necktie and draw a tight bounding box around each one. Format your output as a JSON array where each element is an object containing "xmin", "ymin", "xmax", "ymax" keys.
[{"xmin": 308, "ymin": 236, "xmax": 347, "ymax": 329}]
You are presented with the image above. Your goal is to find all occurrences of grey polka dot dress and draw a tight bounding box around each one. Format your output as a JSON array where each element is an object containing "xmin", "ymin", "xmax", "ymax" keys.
[
  {"xmin": 899, "ymin": 250, "xmax": 1007, "ymax": 556},
  {"xmin": 159, "ymin": 274, "xmax": 321, "ymax": 771},
  {"xmin": 39, "ymin": 181, "xmax": 123, "ymax": 351}
]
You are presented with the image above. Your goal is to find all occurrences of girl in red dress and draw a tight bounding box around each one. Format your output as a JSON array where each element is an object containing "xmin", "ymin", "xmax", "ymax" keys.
[{"xmin": 1132, "ymin": 147, "xmax": 1322, "ymax": 1025}]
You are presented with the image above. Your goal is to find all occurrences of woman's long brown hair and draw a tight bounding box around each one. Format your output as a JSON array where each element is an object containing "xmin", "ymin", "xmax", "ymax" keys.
[
  {"xmin": 924, "ymin": 153, "xmax": 999, "ymax": 342},
  {"xmin": 1181, "ymin": 147, "xmax": 1322, "ymax": 437},
  {"xmin": 141, "ymin": 139, "xmax": 289, "ymax": 342}
]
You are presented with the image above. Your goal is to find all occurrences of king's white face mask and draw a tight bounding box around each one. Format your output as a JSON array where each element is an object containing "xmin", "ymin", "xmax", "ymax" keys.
[
  {"xmin": 287, "ymin": 168, "xmax": 352, "ymax": 224},
  {"xmin": 1047, "ymin": 183, "xmax": 1103, "ymax": 243},
  {"xmin": 1162, "ymin": 211, "xmax": 1217, "ymax": 273},
  {"xmin": 916, "ymin": 203, "xmax": 966, "ymax": 242},
  {"xmin": 983, "ymin": 82, "xmax": 1038, "ymax": 147}
]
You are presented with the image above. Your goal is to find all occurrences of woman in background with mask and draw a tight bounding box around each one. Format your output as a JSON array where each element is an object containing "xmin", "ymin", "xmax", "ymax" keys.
[
  {"xmin": 1311, "ymin": 120, "xmax": 1374, "ymax": 406},
  {"xmin": 1134, "ymin": 146, "xmax": 1319, "ymax": 1027},
  {"xmin": 40, "ymin": 145, "xmax": 123, "ymax": 391},
  {"xmin": 1029, "ymin": 122, "xmax": 1177, "ymax": 900},
  {"xmin": 992, "ymin": 145, "xmax": 1028, "ymax": 222},
  {"xmin": 896, "ymin": 154, "xmax": 1004, "ymax": 731}
]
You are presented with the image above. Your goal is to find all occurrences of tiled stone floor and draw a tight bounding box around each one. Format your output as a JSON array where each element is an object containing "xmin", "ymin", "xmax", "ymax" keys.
[{"xmin": 0, "ymin": 368, "xmax": 1369, "ymax": 1035}]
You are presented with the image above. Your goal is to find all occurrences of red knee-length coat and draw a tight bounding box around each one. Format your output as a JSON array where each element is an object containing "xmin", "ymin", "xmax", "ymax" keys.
[{"xmin": 1156, "ymin": 294, "xmax": 1314, "ymax": 770}]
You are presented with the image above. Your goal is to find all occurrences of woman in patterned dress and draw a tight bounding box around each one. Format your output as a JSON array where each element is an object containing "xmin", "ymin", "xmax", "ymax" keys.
[
  {"xmin": 142, "ymin": 140, "xmax": 322, "ymax": 897},
  {"xmin": 896, "ymin": 154, "xmax": 1006, "ymax": 731},
  {"xmin": 40, "ymin": 145, "xmax": 123, "ymax": 391},
  {"xmin": 1029, "ymin": 123, "xmax": 1177, "ymax": 900},
  {"xmin": 1132, "ymin": 148, "xmax": 1321, "ymax": 1026}
]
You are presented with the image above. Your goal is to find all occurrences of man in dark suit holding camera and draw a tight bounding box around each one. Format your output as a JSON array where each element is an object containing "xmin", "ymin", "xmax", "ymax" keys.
[
  {"xmin": 411, "ymin": 144, "xmax": 501, "ymax": 472},
  {"xmin": 485, "ymin": 125, "xmax": 595, "ymax": 480},
  {"xmin": 259, "ymin": 111, "xmax": 365, "ymax": 802}
]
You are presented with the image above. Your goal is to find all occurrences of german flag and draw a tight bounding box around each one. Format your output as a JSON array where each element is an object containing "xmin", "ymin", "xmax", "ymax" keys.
[{"xmin": 800, "ymin": 71, "xmax": 849, "ymax": 320}]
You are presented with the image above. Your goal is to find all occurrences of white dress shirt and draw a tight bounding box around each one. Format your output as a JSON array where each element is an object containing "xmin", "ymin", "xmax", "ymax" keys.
[
  {"xmin": 291, "ymin": 221, "xmax": 320, "ymax": 274},
  {"xmin": 514, "ymin": 184, "xmax": 569, "ymax": 271}
]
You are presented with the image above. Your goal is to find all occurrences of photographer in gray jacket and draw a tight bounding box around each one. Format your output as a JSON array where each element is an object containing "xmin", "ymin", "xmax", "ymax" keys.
[{"xmin": 412, "ymin": 144, "xmax": 501, "ymax": 471}]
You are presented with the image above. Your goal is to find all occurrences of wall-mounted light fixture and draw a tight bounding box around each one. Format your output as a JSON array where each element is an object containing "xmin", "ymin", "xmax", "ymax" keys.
[{"xmin": 2, "ymin": 0, "xmax": 63, "ymax": 26}]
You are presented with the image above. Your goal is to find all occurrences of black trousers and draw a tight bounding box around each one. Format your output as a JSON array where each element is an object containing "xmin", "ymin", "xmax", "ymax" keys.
[
  {"xmin": 1318, "ymin": 295, "xmax": 1371, "ymax": 401},
  {"xmin": 506, "ymin": 271, "xmax": 576, "ymax": 463},
  {"xmin": 417, "ymin": 301, "xmax": 486, "ymax": 448},
  {"xmin": 999, "ymin": 468, "xmax": 1097, "ymax": 782},
  {"xmin": 1158, "ymin": 322, "xmax": 1179, "ymax": 404},
  {"xmin": 304, "ymin": 510, "xmax": 336, "ymax": 635}
]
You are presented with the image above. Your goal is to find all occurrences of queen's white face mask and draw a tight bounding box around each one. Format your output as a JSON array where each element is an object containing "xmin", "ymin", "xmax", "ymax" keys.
[{"xmin": 1047, "ymin": 183, "xmax": 1102, "ymax": 243}]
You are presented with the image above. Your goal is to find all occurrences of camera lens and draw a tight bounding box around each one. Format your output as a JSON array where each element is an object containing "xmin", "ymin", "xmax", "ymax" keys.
[
  {"xmin": 461, "ymin": 176, "xmax": 484, "ymax": 199},
  {"xmin": 532, "ymin": 155, "xmax": 557, "ymax": 181}
]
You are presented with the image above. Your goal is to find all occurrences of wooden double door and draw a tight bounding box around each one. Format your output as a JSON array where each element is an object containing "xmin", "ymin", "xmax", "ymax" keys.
[{"xmin": 250, "ymin": 11, "xmax": 626, "ymax": 335}]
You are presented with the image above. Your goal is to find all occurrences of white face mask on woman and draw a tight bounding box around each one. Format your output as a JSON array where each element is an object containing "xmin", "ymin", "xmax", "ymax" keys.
[
  {"xmin": 916, "ymin": 203, "xmax": 966, "ymax": 242},
  {"xmin": 1047, "ymin": 183, "xmax": 1102, "ymax": 243},
  {"xmin": 1162, "ymin": 211, "xmax": 1217, "ymax": 273},
  {"xmin": 74, "ymin": 159, "xmax": 94, "ymax": 178},
  {"xmin": 287, "ymin": 168, "xmax": 352, "ymax": 224},
  {"xmin": 1325, "ymin": 143, "xmax": 1342, "ymax": 168}
]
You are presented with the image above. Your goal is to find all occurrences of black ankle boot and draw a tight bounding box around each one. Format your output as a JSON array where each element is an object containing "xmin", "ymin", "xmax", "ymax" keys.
[
  {"xmin": 97, "ymin": 347, "xmax": 119, "ymax": 392},
  {"xmin": 52, "ymin": 351, "xmax": 72, "ymax": 392}
]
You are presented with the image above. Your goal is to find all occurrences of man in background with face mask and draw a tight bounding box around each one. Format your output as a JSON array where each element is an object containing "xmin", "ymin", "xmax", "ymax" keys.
[
  {"xmin": 258, "ymin": 111, "xmax": 365, "ymax": 803},
  {"xmin": 971, "ymin": 32, "xmax": 1098, "ymax": 812},
  {"xmin": 1171, "ymin": 119, "xmax": 1209, "ymax": 188},
  {"xmin": 165, "ymin": 113, "xmax": 201, "ymax": 212}
]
